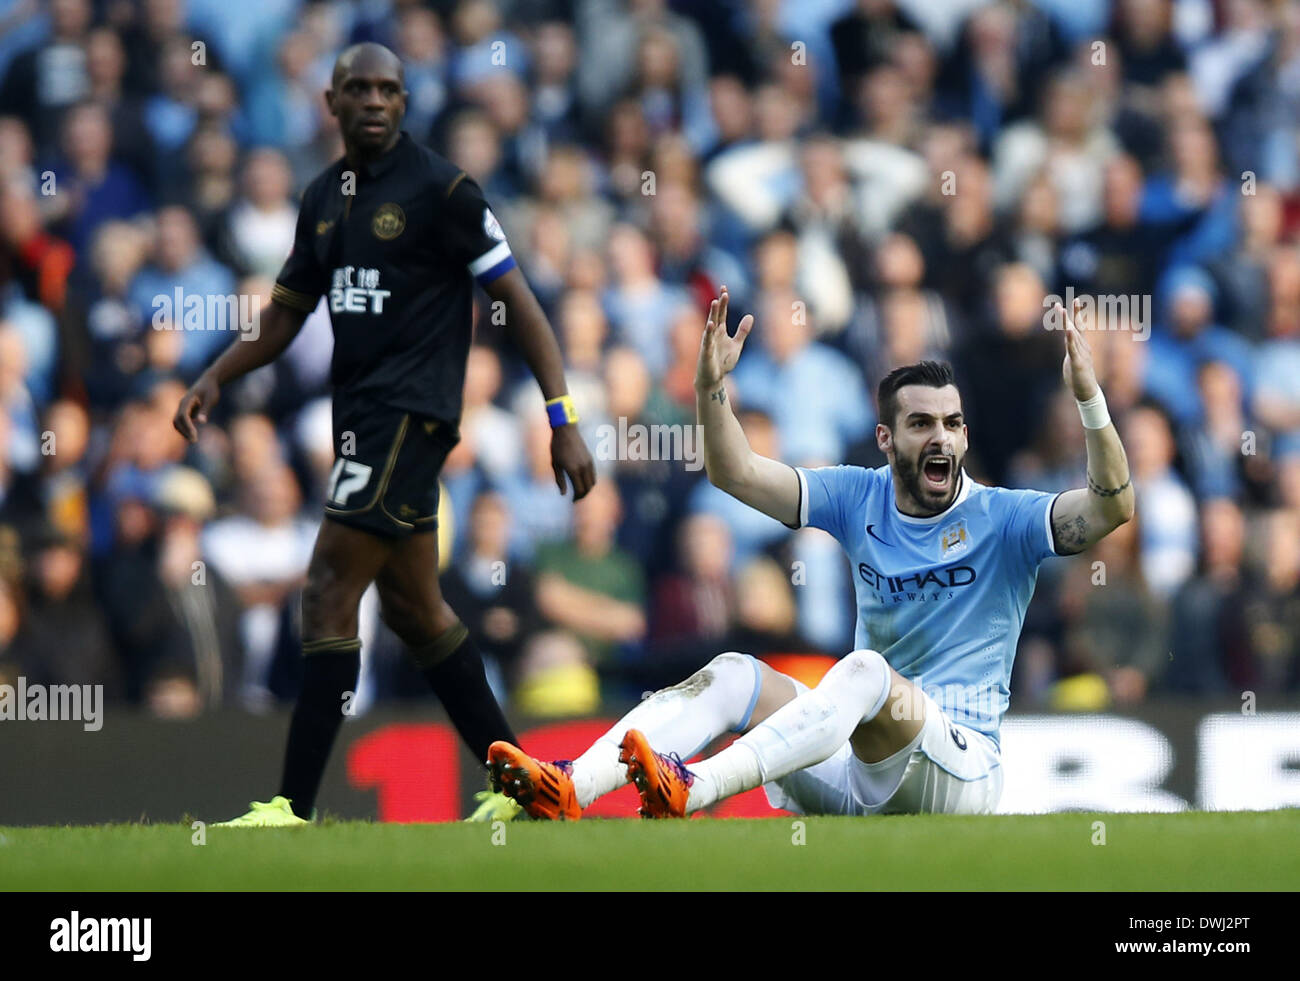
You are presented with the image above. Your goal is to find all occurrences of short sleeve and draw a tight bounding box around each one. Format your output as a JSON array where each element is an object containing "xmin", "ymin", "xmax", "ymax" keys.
[
  {"xmin": 794, "ymin": 465, "xmax": 873, "ymax": 542},
  {"xmin": 271, "ymin": 188, "xmax": 328, "ymax": 313},
  {"xmin": 996, "ymin": 487, "xmax": 1061, "ymax": 567},
  {"xmin": 441, "ymin": 172, "xmax": 517, "ymax": 285}
]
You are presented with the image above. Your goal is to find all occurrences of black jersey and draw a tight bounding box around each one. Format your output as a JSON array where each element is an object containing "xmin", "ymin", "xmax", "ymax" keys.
[{"xmin": 271, "ymin": 132, "xmax": 517, "ymax": 422}]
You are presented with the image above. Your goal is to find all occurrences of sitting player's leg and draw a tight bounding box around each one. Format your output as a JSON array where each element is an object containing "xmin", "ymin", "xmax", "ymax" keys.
[
  {"xmin": 680, "ymin": 648, "xmax": 924, "ymax": 815},
  {"xmin": 490, "ymin": 651, "xmax": 797, "ymax": 818},
  {"xmin": 375, "ymin": 529, "xmax": 519, "ymax": 764},
  {"xmin": 278, "ymin": 519, "xmax": 395, "ymax": 820}
]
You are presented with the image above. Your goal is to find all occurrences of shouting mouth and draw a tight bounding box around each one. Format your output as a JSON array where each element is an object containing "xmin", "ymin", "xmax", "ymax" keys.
[{"xmin": 921, "ymin": 455, "xmax": 953, "ymax": 491}]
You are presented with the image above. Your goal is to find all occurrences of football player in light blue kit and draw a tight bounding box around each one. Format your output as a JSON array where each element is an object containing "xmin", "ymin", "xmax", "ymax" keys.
[{"xmin": 487, "ymin": 289, "xmax": 1135, "ymax": 819}]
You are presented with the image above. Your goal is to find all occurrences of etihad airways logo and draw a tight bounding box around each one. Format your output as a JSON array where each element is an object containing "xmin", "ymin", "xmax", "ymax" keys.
[{"xmin": 857, "ymin": 561, "xmax": 977, "ymax": 597}]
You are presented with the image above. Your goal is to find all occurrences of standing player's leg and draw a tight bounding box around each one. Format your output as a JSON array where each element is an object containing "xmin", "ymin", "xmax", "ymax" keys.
[
  {"xmin": 489, "ymin": 651, "xmax": 798, "ymax": 818},
  {"xmin": 278, "ymin": 519, "xmax": 396, "ymax": 819},
  {"xmin": 671, "ymin": 648, "xmax": 923, "ymax": 815},
  {"xmin": 374, "ymin": 529, "xmax": 519, "ymax": 764}
]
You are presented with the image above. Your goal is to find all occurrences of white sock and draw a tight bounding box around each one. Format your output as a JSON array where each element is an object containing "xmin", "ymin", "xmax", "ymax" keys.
[
  {"xmin": 687, "ymin": 649, "xmax": 891, "ymax": 811},
  {"xmin": 570, "ymin": 652, "xmax": 762, "ymax": 809},
  {"xmin": 685, "ymin": 741, "xmax": 762, "ymax": 813}
]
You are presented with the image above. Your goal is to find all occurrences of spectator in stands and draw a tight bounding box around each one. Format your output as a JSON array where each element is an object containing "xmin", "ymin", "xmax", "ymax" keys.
[
  {"xmin": 1181, "ymin": 360, "xmax": 1249, "ymax": 501},
  {"xmin": 993, "ymin": 69, "xmax": 1118, "ymax": 236},
  {"xmin": 220, "ymin": 148, "xmax": 297, "ymax": 279},
  {"xmin": 780, "ymin": 134, "xmax": 865, "ymax": 328},
  {"xmin": 36, "ymin": 397, "xmax": 89, "ymax": 541},
  {"xmin": 127, "ymin": 204, "xmax": 236, "ymax": 377},
  {"xmin": 184, "ymin": 124, "xmax": 239, "ymax": 243},
  {"xmin": 533, "ymin": 478, "xmax": 645, "ymax": 669},
  {"xmin": 0, "ymin": 325, "xmax": 40, "ymax": 471},
  {"xmin": 1210, "ymin": 182, "xmax": 1284, "ymax": 340},
  {"xmin": 1115, "ymin": 0, "xmax": 1187, "ymax": 93},
  {"xmin": 494, "ymin": 407, "xmax": 573, "ymax": 560},
  {"xmin": 1007, "ymin": 173, "xmax": 1064, "ymax": 294},
  {"xmin": 956, "ymin": 262, "xmax": 1059, "ymax": 482},
  {"xmin": 0, "ymin": 404, "xmax": 43, "ymax": 537},
  {"xmin": 1061, "ymin": 154, "xmax": 1161, "ymax": 302},
  {"xmin": 0, "ymin": 113, "xmax": 36, "ymax": 187},
  {"xmin": 512, "ymin": 627, "xmax": 600, "ymax": 717},
  {"xmin": 1145, "ymin": 266, "xmax": 1255, "ymax": 425},
  {"xmin": 84, "ymin": 24, "xmax": 154, "ymax": 189},
  {"xmin": 730, "ymin": 287, "xmax": 872, "ymax": 466},
  {"xmin": 1056, "ymin": 513, "xmax": 1167, "ymax": 707},
  {"xmin": 75, "ymin": 219, "xmax": 150, "ymax": 409},
  {"xmin": 845, "ymin": 232, "xmax": 953, "ymax": 383},
  {"xmin": 45, "ymin": 100, "xmax": 150, "ymax": 257},
  {"xmin": 8, "ymin": 521, "xmax": 115, "ymax": 688},
  {"xmin": 0, "ymin": 0, "xmax": 92, "ymax": 156},
  {"xmin": 1126, "ymin": 400, "xmax": 1199, "ymax": 599},
  {"xmin": 1164, "ymin": 497, "xmax": 1249, "ymax": 693},
  {"xmin": 899, "ymin": 150, "xmax": 1009, "ymax": 330},
  {"xmin": 650, "ymin": 512, "xmax": 733, "ymax": 646},
  {"xmin": 460, "ymin": 345, "xmax": 522, "ymax": 483},
  {"xmin": 830, "ymin": 0, "xmax": 923, "ymax": 101},
  {"xmin": 393, "ymin": 5, "xmax": 449, "ymax": 144},
  {"xmin": 530, "ymin": 20, "xmax": 581, "ymax": 144},
  {"xmin": 1009, "ymin": 388, "xmax": 1088, "ymax": 496},
  {"xmin": 0, "ymin": 178, "xmax": 75, "ymax": 320},
  {"xmin": 688, "ymin": 407, "xmax": 793, "ymax": 566},
  {"xmin": 1240, "ymin": 508, "xmax": 1300, "ymax": 692},
  {"xmin": 120, "ymin": 0, "xmax": 221, "ymax": 99},
  {"xmin": 602, "ymin": 222, "xmax": 684, "ymax": 377},
  {"xmin": 648, "ymin": 180, "xmax": 745, "ymax": 306},
  {"xmin": 600, "ymin": 344, "xmax": 694, "ymax": 577},
  {"xmin": 1139, "ymin": 111, "xmax": 1237, "ymax": 276},
  {"xmin": 440, "ymin": 490, "xmax": 536, "ymax": 694},
  {"xmin": 200, "ymin": 461, "xmax": 313, "ymax": 707},
  {"xmin": 1251, "ymin": 247, "xmax": 1300, "ymax": 461},
  {"xmin": 245, "ymin": 30, "xmax": 330, "ymax": 176}
]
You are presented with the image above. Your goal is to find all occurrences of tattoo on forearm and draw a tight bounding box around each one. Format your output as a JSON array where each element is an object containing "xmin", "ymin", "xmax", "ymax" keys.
[
  {"xmin": 710, "ymin": 388, "xmax": 727, "ymax": 406},
  {"xmin": 1087, "ymin": 473, "xmax": 1132, "ymax": 497},
  {"xmin": 1054, "ymin": 514, "xmax": 1089, "ymax": 552}
]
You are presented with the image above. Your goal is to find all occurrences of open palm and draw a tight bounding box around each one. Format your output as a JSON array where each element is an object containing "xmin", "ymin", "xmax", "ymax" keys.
[{"xmin": 696, "ymin": 287, "xmax": 754, "ymax": 391}]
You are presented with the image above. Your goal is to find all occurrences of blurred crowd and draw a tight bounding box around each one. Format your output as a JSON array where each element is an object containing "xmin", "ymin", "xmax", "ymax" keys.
[{"xmin": 0, "ymin": 0, "xmax": 1298, "ymax": 720}]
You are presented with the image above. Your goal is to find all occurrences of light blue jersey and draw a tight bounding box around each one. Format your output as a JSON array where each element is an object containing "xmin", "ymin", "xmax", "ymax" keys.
[{"xmin": 795, "ymin": 465, "xmax": 1062, "ymax": 746}]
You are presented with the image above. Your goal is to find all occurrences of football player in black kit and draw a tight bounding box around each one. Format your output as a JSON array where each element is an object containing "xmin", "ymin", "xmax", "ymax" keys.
[{"xmin": 174, "ymin": 43, "xmax": 595, "ymax": 826}]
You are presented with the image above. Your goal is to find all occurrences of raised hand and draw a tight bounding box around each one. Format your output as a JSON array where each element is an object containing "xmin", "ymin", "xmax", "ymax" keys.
[
  {"xmin": 1058, "ymin": 297, "xmax": 1100, "ymax": 402},
  {"xmin": 695, "ymin": 286, "xmax": 754, "ymax": 392}
]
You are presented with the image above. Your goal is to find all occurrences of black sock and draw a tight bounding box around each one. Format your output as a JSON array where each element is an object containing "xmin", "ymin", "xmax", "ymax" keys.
[
  {"xmin": 279, "ymin": 639, "xmax": 360, "ymax": 819},
  {"xmin": 414, "ymin": 627, "xmax": 518, "ymax": 763}
]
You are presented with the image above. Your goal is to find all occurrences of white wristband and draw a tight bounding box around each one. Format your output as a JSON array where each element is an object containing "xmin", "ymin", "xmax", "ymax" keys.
[{"xmin": 1076, "ymin": 390, "xmax": 1111, "ymax": 430}]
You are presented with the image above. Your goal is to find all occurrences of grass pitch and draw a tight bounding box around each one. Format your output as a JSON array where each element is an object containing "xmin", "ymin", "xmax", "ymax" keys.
[{"xmin": 1, "ymin": 811, "xmax": 1296, "ymax": 891}]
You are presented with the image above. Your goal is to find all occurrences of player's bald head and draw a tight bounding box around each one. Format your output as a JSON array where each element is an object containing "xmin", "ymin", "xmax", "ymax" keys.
[{"xmin": 332, "ymin": 42, "xmax": 404, "ymax": 90}]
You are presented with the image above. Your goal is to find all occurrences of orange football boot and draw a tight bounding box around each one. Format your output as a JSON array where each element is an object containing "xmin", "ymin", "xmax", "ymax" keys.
[
  {"xmin": 487, "ymin": 741, "xmax": 582, "ymax": 820},
  {"xmin": 618, "ymin": 729, "xmax": 694, "ymax": 818}
]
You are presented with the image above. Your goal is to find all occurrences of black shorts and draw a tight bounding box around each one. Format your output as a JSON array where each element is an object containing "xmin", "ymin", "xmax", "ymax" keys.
[{"xmin": 322, "ymin": 395, "xmax": 460, "ymax": 539}]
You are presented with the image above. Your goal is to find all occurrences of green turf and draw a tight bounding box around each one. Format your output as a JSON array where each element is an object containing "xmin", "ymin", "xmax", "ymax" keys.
[{"xmin": 1, "ymin": 812, "xmax": 1296, "ymax": 890}]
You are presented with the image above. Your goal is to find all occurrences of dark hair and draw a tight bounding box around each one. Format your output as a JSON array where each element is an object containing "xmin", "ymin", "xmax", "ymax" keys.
[{"xmin": 877, "ymin": 360, "xmax": 957, "ymax": 429}]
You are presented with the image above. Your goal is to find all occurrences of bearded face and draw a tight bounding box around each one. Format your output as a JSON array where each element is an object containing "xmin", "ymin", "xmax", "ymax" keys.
[{"xmin": 880, "ymin": 384, "xmax": 968, "ymax": 516}]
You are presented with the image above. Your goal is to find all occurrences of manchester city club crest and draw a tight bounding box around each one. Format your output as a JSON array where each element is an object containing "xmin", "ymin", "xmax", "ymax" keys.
[
  {"xmin": 372, "ymin": 203, "xmax": 406, "ymax": 240},
  {"xmin": 940, "ymin": 518, "xmax": 969, "ymax": 557}
]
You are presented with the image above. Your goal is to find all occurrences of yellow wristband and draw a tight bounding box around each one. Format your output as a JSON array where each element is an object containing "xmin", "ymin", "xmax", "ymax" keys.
[{"xmin": 545, "ymin": 394, "xmax": 579, "ymax": 428}]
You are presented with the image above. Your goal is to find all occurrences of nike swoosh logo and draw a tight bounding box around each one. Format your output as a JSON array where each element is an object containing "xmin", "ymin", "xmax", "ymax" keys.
[{"xmin": 866, "ymin": 524, "xmax": 893, "ymax": 546}]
